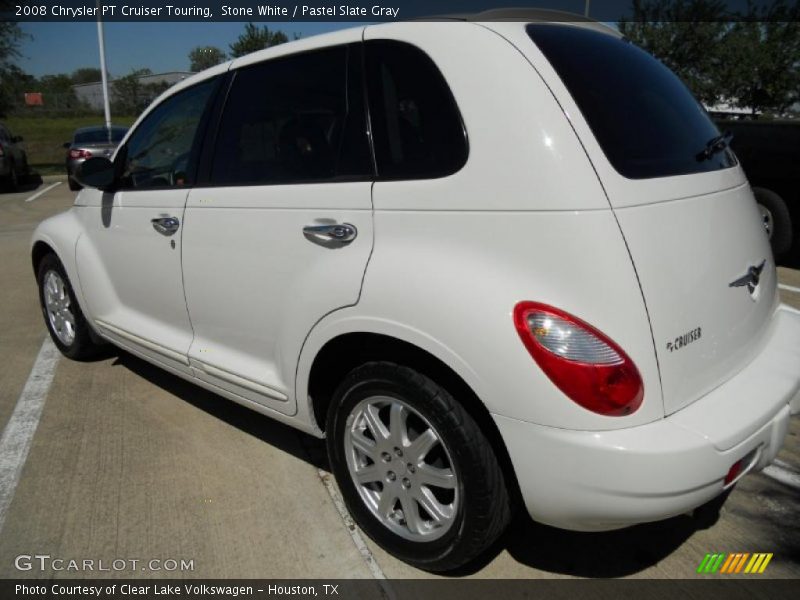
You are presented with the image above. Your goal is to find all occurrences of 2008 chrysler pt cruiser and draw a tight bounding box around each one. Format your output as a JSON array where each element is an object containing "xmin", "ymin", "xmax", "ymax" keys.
[{"xmin": 31, "ymin": 13, "xmax": 800, "ymax": 571}]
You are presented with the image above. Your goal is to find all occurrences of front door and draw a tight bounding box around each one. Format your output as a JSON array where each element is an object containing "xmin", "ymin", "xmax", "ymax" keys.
[{"xmin": 75, "ymin": 78, "xmax": 219, "ymax": 375}]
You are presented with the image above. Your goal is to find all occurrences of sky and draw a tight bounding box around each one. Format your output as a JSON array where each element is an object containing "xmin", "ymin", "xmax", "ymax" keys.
[{"xmin": 17, "ymin": 22, "xmax": 358, "ymax": 78}]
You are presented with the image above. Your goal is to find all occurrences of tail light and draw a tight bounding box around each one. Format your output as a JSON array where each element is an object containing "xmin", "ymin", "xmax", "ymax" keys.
[
  {"xmin": 69, "ymin": 149, "xmax": 92, "ymax": 159},
  {"xmin": 513, "ymin": 302, "xmax": 643, "ymax": 416}
]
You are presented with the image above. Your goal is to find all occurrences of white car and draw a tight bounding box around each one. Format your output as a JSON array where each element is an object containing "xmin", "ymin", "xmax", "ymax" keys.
[{"xmin": 32, "ymin": 14, "xmax": 800, "ymax": 572}]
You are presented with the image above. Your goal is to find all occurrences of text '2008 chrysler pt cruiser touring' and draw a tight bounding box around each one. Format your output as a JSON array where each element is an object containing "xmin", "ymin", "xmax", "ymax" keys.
[{"xmin": 32, "ymin": 13, "xmax": 800, "ymax": 571}]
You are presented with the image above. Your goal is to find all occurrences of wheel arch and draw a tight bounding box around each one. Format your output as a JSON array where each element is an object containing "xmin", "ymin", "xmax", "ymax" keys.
[
  {"xmin": 304, "ymin": 329, "xmax": 522, "ymax": 507},
  {"xmin": 31, "ymin": 239, "xmax": 56, "ymax": 276}
]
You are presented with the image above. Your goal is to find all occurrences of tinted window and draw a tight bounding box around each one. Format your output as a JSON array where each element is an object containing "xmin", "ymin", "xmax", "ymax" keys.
[
  {"xmin": 365, "ymin": 41, "xmax": 467, "ymax": 179},
  {"xmin": 211, "ymin": 45, "xmax": 371, "ymax": 185},
  {"xmin": 528, "ymin": 24, "xmax": 737, "ymax": 179},
  {"xmin": 75, "ymin": 128, "xmax": 127, "ymax": 144},
  {"xmin": 119, "ymin": 79, "xmax": 216, "ymax": 190}
]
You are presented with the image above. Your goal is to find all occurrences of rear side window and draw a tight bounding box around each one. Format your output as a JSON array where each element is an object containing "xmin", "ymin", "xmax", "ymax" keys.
[
  {"xmin": 210, "ymin": 45, "xmax": 371, "ymax": 185},
  {"xmin": 365, "ymin": 40, "xmax": 467, "ymax": 179},
  {"xmin": 528, "ymin": 24, "xmax": 737, "ymax": 179}
]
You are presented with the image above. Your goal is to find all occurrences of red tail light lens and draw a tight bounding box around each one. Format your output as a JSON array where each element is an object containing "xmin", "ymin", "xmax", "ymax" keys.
[
  {"xmin": 513, "ymin": 302, "xmax": 643, "ymax": 416},
  {"xmin": 69, "ymin": 149, "xmax": 92, "ymax": 159}
]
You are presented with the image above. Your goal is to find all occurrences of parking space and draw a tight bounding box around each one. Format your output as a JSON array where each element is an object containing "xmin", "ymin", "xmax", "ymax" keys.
[{"xmin": 0, "ymin": 179, "xmax": 798, "ymax": 580}]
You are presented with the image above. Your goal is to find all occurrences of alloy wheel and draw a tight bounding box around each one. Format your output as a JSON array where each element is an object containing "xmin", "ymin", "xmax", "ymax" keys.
[
  {"xmin": 343, "ymin": 396, "xmax": 460, "ymax": 542},
  {"xmin": 43, "ymin": 270, "xmax": 76, "ymax": 346}
]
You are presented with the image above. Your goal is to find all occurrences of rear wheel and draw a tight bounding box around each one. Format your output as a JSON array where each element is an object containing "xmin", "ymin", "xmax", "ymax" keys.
[
  {"xmin": 753, "ymin": 187, "xmax": 792, "ymax": 258},
  {"xmin": 68, "ymin": 177, "xmax": 82, "ymax": 191},
  {"xmin": 37, "ymin": 253, "xmax": 101, "ymax": 359},
  {"xmin": 326, "ymin": 362, "xmax": 511, "ymax": 572}
]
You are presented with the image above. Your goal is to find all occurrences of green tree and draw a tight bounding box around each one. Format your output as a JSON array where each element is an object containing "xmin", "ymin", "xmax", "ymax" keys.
[
  {"xmin": 0, "ymin": 65, "xmax": 36, "ymax": 117},
  {"xmin": 112, "ymin": 68, "xmax": 153, "ymax": 115},
  {"xmin": 229, "ymin": 23, "xmax": 289, "ymax": 58},
  {"xmin": 619, "ymin": 0, "xmax": 729, "ymax": 106},
  {"xmin": 718, "ymin": 3, "xmax": 800, "ymax": 115},
  {"xmin": 38, "ymin": 73, "xmax": 82, "ymax": 110},
  {"xmin": 619, "ymin": 0, "xmax": 800, "ymax": 116},
  {"xmin": 0, "ymin": 0, "xmax": 30, "ymax": 116},
  {"xmin": 112, "ymin": 69, "xmax": 172, "ymax": 115},
  {"xmin": 189, "ymin": 46, "xmax": 227, "ymax": 72},
  {"xmin": 71, "ymin": 67, "xmax": 103, "ymax": 85}
]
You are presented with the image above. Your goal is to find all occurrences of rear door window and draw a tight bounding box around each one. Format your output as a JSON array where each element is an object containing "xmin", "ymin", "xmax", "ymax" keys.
[
  {"xmin": 365, "ymin": 40, "xmax": 467, "ymax": 179},
  {"xmin": 210, "ymin": 44, "xmax": 371, "ymax": 185},
  {"xmin": 528, "ymin": 24, "xmax": 737, "ymax": 179}
]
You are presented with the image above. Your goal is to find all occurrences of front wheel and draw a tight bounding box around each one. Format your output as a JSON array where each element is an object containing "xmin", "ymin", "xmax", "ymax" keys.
[
  {"xmin": 326, "ymin": 362, "xmax": 511, "ymax": 572},
  {"xmin": 37, "ymin": 253, "xmax": 101, "ymax": 359}
]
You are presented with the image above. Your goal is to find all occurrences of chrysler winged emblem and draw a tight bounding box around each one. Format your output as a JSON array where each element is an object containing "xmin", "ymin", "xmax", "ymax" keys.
[{"xmin": 729, "ymin": 260, "xmax": 767, "ymax": 295}]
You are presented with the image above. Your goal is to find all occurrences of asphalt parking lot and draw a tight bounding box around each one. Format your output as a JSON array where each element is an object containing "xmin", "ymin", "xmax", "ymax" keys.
[{"xmin": 0, "ymin": 178, "xmax": 798, "ymax": 581}]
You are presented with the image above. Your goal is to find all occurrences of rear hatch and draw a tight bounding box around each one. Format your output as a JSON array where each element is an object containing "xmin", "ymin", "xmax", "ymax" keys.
[{"xmin": 525, "ymin": 23, "xmax": 778, "ymax": 415}]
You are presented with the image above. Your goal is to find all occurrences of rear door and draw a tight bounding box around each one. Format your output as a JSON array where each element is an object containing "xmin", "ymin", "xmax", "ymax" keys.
[
  {"xmin": 182, "ymin": 41, "xmax": 374, "ymax": 414},
  {"xmin": 493, "ymin": 22, "xmax": 777, "ymax": 414}
]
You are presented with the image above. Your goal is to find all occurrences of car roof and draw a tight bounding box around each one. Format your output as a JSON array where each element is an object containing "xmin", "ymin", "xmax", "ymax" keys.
[{"xmin": 128, "ymin": 12, "xmax": 613, "ymax": 138}]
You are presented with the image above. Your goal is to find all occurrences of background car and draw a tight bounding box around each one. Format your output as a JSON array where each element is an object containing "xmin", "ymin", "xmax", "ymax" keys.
[
  {"xmin": 715, "ymin": 119, "xmax": 799, "ymax": 262},
  {"xmin": 64, "ymin": 125, "xmax": 128, "ymax": 191},
  {"xmin": 0, "ymin": 122, "xmax": 30, "ymax": 192}
]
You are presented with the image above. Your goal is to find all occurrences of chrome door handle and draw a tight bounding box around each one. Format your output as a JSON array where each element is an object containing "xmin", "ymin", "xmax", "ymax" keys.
[
  {"xmin": 151, "ymin": 216, "xmax": 180, "ymax": 236},
  {"xmin": 303, "ymin": 222, "xmax": 357, "ymax": 245}
]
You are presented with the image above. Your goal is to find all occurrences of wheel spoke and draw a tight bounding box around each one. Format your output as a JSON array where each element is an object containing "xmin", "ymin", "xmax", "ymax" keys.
[
  {"xmin": 362, "ymin": 404, "xmax": 389, "ymax": 442},
  {"xmin": 354, "ymin": 463, "xmax": 382, "ymax": 485},
  {"xmin": 417, "ymin": 464, "xmax": 456, "ymax": 489},
  {"xmin": 350, "ymin": 429, "xmax": 378, "ymax": 460},
  {"xmin": 389, "ymin": 402, "xmax": 409, "ymax": 446},
  {"xmin": 376, "ymin": 486, "xmax": 397, "ymax": 518},
  {"xmin": 414, "ymin": 486, "xmax": 454, "ymax": 524},
  {"xmin": 400, "ymin": 495, "xmax": 424, "ymax": 534},
  {"xmin": 407, "ymin": 428, "xmax": 437, "ymax": 463}
]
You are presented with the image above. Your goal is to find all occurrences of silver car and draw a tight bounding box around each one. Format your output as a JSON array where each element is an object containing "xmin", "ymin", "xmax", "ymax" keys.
[{"xmin": 64, "ymin": 126, "xmax": 127, "ymax": 191}]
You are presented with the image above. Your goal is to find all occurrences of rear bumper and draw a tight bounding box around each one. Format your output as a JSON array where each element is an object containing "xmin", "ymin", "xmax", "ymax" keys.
[
  {"xmin": 0, "ymin": 157, "xmax": 10, "ymax": 177},
  {"xmin": 495, "ymin": 306, "xmax": 800, "ymax": 532}
]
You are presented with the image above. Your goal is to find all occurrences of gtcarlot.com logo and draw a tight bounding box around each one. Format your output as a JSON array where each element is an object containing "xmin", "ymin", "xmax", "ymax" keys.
[
  {"xmin": 697, "ymin": 552, "xmax": 773, "ymax": 574},
  {"xmin": 14, "ymin": 554, "xmax": 195, "ymax": 573}
]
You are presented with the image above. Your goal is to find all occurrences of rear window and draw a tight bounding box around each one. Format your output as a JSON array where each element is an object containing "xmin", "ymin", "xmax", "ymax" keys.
[
  {"xmin": 75, "ymin": 128, "xmax": 127, "ymax": 144},
  {"xmin": 528, "ymin": 24, "xmax": 737, "ymax": 179}
]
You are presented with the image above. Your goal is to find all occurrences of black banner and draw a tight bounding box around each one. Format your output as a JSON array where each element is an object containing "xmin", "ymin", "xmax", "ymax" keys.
[
  {"xmin": 3, "ymin": 579, "xmax": 800, "ymax": 600},
  {"xmin": 2, "ymin": 0, "xmax": 799, "ymax": 23}
]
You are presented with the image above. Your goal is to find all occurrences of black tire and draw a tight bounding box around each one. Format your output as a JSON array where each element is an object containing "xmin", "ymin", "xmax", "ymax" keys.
[
  {"xmin": 3, "ymin": 162, "xmax": 19, "ymax": 192},
  {"xmin": 37, "ymin": 253, "xmax": 101, "ymax": 360},
  {"xmin": 68, "ymin": 177, "xmax": 82, "ymax": 191},
  {"xmin": 326, "ymin": 361, "xmax": 511, "ymax": 572},
  {"xmin": 753, "ymin": 187, "xmax": 793, "ymax": 258}
]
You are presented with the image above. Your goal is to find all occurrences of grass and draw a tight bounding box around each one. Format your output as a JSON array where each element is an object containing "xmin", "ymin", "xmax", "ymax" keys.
[{"xmin": 5, "ymin": 115, "xmax": 136, "ymax": 174}]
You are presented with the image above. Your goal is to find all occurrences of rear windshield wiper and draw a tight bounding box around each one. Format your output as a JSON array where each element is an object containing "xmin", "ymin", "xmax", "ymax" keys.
[{"xmin": 696, "ymin": 131, "xmax": 733, "ymax": 162}]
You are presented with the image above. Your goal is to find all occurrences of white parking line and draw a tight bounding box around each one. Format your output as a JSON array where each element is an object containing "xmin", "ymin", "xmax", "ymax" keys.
[
  {"xmin": 778, "ymin": 283, "xmax": 800, "ymax": 295},
  {"xmin": 315, "ymin": 468, "xmax": 395, "ymax": 597},
  {"xmin": 24, "ymin": 181, "xmax": 62, "ymax": 203},
  {"xmin": 0, "ymin": 338, "xmax": 60, "ymax": 534},
  {"xmin": 762, "ymin": 463, "xmax": 800, "ymax": 492},
  {"xmin": 781, "ymin": 303, "xmax": 800, "ymax": 316}
]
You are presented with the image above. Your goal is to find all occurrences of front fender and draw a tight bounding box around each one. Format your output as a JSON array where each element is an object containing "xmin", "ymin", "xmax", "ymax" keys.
[{"xmin": 31, "ymin": 208, "xmax": 91, "ymax": 323}]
